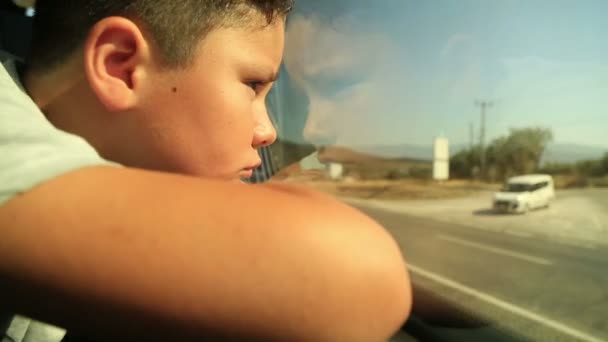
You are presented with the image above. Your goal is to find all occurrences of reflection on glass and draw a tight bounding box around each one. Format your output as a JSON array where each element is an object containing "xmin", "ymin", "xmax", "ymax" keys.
[{"xmin": 268, "ymin": 0, "xmax": 608, "ymax": 341}]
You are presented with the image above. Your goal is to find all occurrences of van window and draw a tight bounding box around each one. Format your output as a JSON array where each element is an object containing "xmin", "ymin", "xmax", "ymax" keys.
[
  {"xmin": 504, "ymin": 183, "xmax": 532, "ymax": 193},
  {"xmin": 535, "ymin": 181, "xmax": 549, "ymax": 190}
]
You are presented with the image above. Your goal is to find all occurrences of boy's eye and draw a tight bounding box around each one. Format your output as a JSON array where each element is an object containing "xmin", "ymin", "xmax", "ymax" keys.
[
  {"xmin": 246, "ymin": 81, "xmax": 265, "ymax": 93},
  {"xmin": 247, "ymin": 81, "xmax": 260, "ymax": 90}
]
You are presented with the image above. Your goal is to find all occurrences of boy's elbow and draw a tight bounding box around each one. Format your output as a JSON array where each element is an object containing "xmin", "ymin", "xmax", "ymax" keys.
[
  {"xmin": 303, "ymin": 203, "xmax": 412, "ymax": 341},
  {"xmin": 336, "ymin": 220, "xmax": 412, "ymax": 341},
  {"xmin": 360, "ymin": 247, "xmax": 412, "ymax": 341}
]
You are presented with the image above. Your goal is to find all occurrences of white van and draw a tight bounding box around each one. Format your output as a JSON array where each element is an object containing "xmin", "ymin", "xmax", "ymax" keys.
[{"xmin": 493, "ymin": 174, "xmax": 556, "ymax": 214}]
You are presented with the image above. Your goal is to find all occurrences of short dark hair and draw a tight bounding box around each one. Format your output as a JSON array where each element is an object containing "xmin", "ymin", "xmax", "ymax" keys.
[{"xmin": 28, "ymin": 0, "xmax": 293, "ymax": 72}]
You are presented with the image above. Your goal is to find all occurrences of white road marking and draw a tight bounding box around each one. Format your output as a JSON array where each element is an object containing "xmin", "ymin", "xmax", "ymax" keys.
[
  {"xmin": 436, "ymin": 234, "xmax": 553, "ymax": 266},
  {"xmin": 505, "ymin": 230, "xmax": 533, "ymax": 238},
  {"xmin": 565, "ymin": 241, "xmax": 598, "ymax": 250},
  {"xmin": 408, "ymin": 263, "xmax": 604, "ymax": 342}
]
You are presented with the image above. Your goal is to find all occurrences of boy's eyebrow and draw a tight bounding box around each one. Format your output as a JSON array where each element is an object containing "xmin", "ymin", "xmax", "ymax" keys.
[{"xmin": 243, "ymin": 62, "xmax": 280, "ymax": 83}]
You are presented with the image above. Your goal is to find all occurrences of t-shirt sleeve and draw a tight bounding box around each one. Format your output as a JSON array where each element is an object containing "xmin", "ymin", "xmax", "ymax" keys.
[{"xmin": 0, "ymin": 57, "xmax": 118, "ymax": 206}]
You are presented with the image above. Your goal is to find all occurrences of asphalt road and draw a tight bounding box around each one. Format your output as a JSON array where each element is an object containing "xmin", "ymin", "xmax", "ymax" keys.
[
  {"xmin": 561, "ymin": 187, "xmax": 608, "ymax": 208},
  {"xmin": 353, "ymin": 203, "xmax": 608, "ymax": 342},
  {"xmin": 347, "ymin": 188, "xmax": 608, "ymax": 249}
]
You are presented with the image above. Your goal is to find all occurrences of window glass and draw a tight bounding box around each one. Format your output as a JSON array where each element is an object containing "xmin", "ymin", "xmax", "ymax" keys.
[{"xmin": 267, "ymin": 1, "xmax": 608, "ymax": 341}]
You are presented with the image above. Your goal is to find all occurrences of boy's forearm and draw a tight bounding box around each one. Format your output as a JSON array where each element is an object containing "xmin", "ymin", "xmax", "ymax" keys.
[{"xmin": 0, "ymin": 166, "xmax": 411, "ymax": 341}]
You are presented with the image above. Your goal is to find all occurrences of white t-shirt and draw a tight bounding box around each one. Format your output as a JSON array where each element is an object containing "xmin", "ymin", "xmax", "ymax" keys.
[
  {"xmin": 0, "ymin": 54, "xmax": 116, "ymax": 341},
  {"xmin": 0, "ymin": 54, "xmax": 115, "ymax": 206}
]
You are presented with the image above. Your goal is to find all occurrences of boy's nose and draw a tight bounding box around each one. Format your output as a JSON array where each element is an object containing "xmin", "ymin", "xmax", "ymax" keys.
[{"xmin": 252, "ymin": 112, "xmax": 277, "ymax": 148}]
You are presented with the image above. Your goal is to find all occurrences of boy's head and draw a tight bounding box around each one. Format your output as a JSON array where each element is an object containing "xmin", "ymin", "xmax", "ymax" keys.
[{"xmin": 26, "ymin": 0, "xmax": 292, "ymax": 181}]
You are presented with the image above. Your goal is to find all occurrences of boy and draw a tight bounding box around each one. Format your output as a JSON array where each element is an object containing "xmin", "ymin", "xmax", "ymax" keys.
[{"xmin": 0, "ymin": 1, "xmax": 411, "ymax": 341}]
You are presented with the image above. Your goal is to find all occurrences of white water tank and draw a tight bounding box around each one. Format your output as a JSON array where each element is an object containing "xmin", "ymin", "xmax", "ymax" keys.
[
  {"xmin": 433, "ymin": 137, "xmax": 450, "ymax": 180},
  {"xmin": 328, "ymin": 162, "xmax": 344, "ymax": 180}
]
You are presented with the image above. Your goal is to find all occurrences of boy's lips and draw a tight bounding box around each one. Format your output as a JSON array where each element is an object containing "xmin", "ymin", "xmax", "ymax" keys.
[
  {"xmin": 243, "ymin": 161, "xmax": 262, "ymax": 171},
  {"xmin": 239, "ymin": 160, "xmax": 262, "ymax": 178},
  {"xmin": 239, "ymin": 169, "xmax": 254, "ymax": 178}
]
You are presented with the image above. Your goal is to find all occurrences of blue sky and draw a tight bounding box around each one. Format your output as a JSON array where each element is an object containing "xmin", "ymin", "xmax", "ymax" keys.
[{"xmin": 275, "ymin": 0, "xmax": 608, "ymax": 151}]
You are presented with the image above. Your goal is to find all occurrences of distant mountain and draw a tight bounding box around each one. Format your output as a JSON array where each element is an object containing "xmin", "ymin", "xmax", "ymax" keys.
[
  {"xmin": 317, "ymin": 146, "xmax": 414, "ymax": 163},
  {"xmin": 349, "ymin": 143, "xmax": 468, "ymax": 161},
  {"xmin": 347, "ymin": 142, "xmax": 606, "ymax": 164},
  {"xmin": 543, "ymin": 143, "xmax": 607, "ymax": 164}
]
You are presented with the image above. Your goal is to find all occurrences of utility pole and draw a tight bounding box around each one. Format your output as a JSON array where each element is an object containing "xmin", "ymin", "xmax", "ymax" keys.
[
  {"xmin": 475, "ymin": 100, "xmax": 493, "ymax": 179},
  {"xmin": 469, "ymin": 122, "xmax": 475, "ymax": 150}
]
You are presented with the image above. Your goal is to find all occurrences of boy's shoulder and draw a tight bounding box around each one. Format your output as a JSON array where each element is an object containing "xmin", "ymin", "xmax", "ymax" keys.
[{"xmin": 0, "ymin": 55, "xmax": 118, "ymax": 207}]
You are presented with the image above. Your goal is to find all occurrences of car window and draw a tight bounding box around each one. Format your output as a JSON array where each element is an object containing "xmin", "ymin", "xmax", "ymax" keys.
[
  {"xmin": 265, "ymin": 1, "xmax": 608, "ymax": 341},
  {"xmin": 504, "ymin": 183, "xmax": 531, "ymax": 193}
]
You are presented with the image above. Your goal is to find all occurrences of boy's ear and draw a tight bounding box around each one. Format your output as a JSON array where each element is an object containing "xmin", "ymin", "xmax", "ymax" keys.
[{"xmin": 83, "ymin": 17, "xmax": 151, "ymax": 112}]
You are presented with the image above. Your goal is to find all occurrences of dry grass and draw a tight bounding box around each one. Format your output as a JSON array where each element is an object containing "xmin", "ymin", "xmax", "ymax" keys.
[
  {"xmin": 277, "ymin": 176, "xmax": 501, "ymax": 200},
  {"xmin": 271, "ymin": 157, "xmax": 499, "ymax": 200}
]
